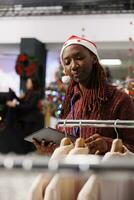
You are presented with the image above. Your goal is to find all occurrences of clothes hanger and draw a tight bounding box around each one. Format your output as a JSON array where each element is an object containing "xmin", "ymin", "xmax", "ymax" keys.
[
  {"xmin": 110, "ymin": 119, "xmax": 124, "ymax": 153},
  {"xmin": 67, "ymin": 121, "xmax": 89, "ymax": 155},
  {"xmin": 75, "ymin": 121, "xmax": 85, "ymax": 148},
  {"xmin": 60, "ymin": 120, "xmax": 72, "ymax": 146}
]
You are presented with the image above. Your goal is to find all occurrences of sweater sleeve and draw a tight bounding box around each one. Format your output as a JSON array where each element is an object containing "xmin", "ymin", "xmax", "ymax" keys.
[{"xmin": 112, "ymin": 93, "xmax": 134, "ymax": 152}]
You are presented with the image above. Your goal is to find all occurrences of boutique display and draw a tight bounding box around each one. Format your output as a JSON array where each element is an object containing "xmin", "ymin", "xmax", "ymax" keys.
[{"xmin": 27, "ymin": 119, "xmax": 134, "ymax": 200}]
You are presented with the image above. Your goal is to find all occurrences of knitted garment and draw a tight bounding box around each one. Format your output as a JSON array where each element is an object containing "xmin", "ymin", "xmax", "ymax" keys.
[
  {"xmin": 58, "ymin": 83, "xmax": 134, "ymax": 152},
  {"xmin": 77, "ymin": 149, "xmax": 134, "ymax": 200}
]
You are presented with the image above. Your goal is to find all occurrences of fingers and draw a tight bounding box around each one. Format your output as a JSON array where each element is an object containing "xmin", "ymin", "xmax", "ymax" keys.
[
  {"xmin": 95, "ymin": 150, "xmax": 100, "ymax": 155},
  {"xmin": 33, "ymin": 138, "xmax": 40, "ymax": 144},
  {"xmin": 86, "ymin": 137, "xmax": 108, "ymax": 155},
  {"xmin": 32, "ymin": 138, "xmax": 41, "ymax": 148},
  {"xmin": 47, "ymin": 141, "xmax": 55, "ymax": 148},
  {"xmin": 85, "ymin": 134, "xmax": 101, "ymax": 143},
  {"xmin": 87, "ymin": 140, "xmax": 98, "ymax": 154},
  {"xmin": 33, "ymin": 138, "xmax": 52, "ymax": 147},
  {"xmin": 32, "ymin": 138, "xmax": 56, "ymax": 155},
  {"xmin": 46, "ymin": 142, "xmax": 57, "ymax": 154},
  {"xmin": 122, "ymin": 145, "xmax": 127, "ymax": 153},
  {"xmin": 41, "ymin": 139, "xmax": 47, "ymax": 147},
  {"xmin": 32, "ymin": 138, "xmax": 46, "ymax": 154}
]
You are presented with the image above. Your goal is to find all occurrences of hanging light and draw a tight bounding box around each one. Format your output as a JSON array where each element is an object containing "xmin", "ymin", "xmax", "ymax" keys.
[{"xmin": 100, "ymin": 59, "xmax": 122, "ymax": 66}]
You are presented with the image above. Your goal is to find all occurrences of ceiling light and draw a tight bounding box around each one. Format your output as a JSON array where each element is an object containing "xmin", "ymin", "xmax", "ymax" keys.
[{"xmin": 100, "ymin": 59, "xmax": 122, "ymax": 66}]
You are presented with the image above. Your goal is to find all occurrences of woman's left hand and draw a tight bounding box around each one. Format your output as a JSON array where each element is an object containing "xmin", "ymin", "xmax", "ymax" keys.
[
  {"xmin": 32, "ymin": 138, "xmax": 57, "ymax": 155},
  {"xmin": 85, "ymin": 134, "xmax": 108, "ymax": 155}
]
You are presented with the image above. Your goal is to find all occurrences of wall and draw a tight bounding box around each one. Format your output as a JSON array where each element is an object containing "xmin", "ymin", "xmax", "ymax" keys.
[
  {"xmin": 0, "ymin": 44, "xmax": 20, "ymax": 94},
  {"xmin": 0, "ymin": 14, "xmax": 133, "ymax": 43}
]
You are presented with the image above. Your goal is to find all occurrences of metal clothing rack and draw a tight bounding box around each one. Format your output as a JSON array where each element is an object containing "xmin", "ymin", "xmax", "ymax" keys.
[
  {"xmin": 0, "ymin": 155, "xmax": 134, "ymax": 172},
  {"xmin": 57, "ymin": 119, "xmax": 134, "ymax": 128}
]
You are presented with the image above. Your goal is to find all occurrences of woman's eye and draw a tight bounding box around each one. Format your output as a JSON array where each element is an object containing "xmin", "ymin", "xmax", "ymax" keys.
[
  {"xmin": 64, "ymin": 60, "xmax": 70, "ymax": 65},
  {"xmin": 76, "ymin": 56, "xmax": 82, "ymax": 60}
]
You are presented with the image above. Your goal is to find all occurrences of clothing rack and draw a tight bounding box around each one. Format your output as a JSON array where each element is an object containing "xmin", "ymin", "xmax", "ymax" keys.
[
  {"xmin": 57, "ymin": 119, "xmax": 134, "ymax": 128},
  {"xmin": 0, "ymin": 155, "xmax": 134, "ymax": 172}
]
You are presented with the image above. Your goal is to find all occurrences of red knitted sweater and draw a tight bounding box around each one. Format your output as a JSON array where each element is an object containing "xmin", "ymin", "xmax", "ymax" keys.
[{"xmin": 59, "ymin": 83, "xmax": 134, "ymax": 152}]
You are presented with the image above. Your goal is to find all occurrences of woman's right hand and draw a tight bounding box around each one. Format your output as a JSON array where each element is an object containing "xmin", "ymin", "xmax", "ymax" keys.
[
  {"xmin": 6, "ymin": 100, "xmax": 17, "ymax": 107},
  {"xmin": 32, "ymin": 138, "xmax": 57, "ymax": 155}
]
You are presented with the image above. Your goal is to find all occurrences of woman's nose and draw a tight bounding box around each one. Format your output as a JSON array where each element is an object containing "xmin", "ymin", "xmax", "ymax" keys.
[{"xmin": 71, "ymin": 60, "xmax": 78, "ymax": 70}]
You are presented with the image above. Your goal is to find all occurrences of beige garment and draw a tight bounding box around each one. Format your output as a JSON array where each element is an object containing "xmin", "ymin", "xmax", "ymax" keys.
[
  {"xmin": 66, "ymin": 137, "xmax": 89, "ymax": 156},
  {"xmin": 67, "ymin": 146, "xmax": 89, "ymax": 156},
  {"xmin": 50, "ymin": 143, "xmax": 74, "ymax": 161},
  {"xmin": 78, "ymin": 173, "xmax": 134, "ymax": 200},
  {"xmin": 27, "ymin": 139, "xmax": 74, "ymax": 200},
  {"xmin": 44, "ymin": 145, "xmax": 89, "ymax": 200},
  {"xmin": 0, "ymin": 168, "xmax": 38, "ymax": 200},
  {"xmin": 103, "ymin": 145, "xmax": 134, "ymax": 161},
  {"xmin": 44, "ymin": 173, "xmax": 87, "ymax": 200},
  {"xmin": 27, "ymin": 173, "xmax": 53, "ymax": 200},
  {"xmin": 77, "ymin": 147, "xmax": 134, "ymax": 200}
]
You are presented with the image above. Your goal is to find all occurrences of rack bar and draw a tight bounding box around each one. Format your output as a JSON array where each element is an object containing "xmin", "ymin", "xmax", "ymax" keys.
[
  {"xmin": 57, "ymin": 119, "xmax": 134, "ymax": 128},
  {"xmin": 0, "ymin": 155, "xmax": 134, "ymax": 172}
]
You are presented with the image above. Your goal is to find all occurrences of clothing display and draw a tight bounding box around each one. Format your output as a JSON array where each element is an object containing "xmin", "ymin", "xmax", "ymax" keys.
[
  {"xmin": 44, "ymin": 173, "xmax": 87, "ymax": 200},
  {"xmin": 0, "ymin": 152, "xmax": 133, "ymax": 200},
  {"xmin": 78, "ymin": 173, "xmax": 134, "ymax": 200},
  {"xmin": 27, "ymin": 136, "xmax": 134, "ymax": 200},
  {"xmin": 27, "ymin": 137, "xmax": 74, "ymax": 200},
  {"xmin": 44, "ymin": 137, "xmax": 90, "ymax": 200},
  {"xmin": 77, "ymin": 146, "xmax": 134, "ymax": 200},
  {"xmin": 50, "ymin": 138, "xmax": 74, "ymax": 161},
  {"xmin": 0, "ymin": 166, "xmax": 39, "ymax": 200},
  {"xmin": 66, "ymin": 138, "xmax": 89, "ymax": 156},
  {"xmin": 27, "ymin": 173, "xmax": 53, "ymax": 200},
  {"xmin": 67, "ymin": 146, "xmax": 89, "ymax": 155}
]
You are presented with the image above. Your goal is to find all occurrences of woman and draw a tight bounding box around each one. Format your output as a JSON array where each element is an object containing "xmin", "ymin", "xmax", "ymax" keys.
[
  {"xmin": 6, "ymin": 76, "xmax": 44, "ymax": 153},
  {"xmin": 33, "ymin": 35, "xmax": 134, "ymax": 155}
]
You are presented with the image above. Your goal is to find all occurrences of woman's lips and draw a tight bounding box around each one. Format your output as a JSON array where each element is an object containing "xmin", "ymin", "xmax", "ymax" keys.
[{"xmin": 72, "ymin": 72, "xmax": 80, "ymax": 77}]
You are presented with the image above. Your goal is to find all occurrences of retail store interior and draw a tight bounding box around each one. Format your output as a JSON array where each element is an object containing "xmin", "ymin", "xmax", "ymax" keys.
[{"xmin": 0, "ymin": 0, "xmax": 134, "ymax": 199}]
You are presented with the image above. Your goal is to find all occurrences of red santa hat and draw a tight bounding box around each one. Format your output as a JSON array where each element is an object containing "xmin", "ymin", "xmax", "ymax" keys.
[{"xmin": 60, "ymin": 35, "xmax": 99, "ymax": 62}]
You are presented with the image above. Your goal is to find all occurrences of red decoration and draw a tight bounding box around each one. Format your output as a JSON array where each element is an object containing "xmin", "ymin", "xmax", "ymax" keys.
[{"xmin": 15, "ymin": 53, "xmax": 36, "ymax": 78}]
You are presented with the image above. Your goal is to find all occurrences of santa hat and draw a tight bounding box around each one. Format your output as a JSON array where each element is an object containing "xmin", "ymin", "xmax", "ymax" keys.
[{"xmin": 60, "ymin": 35, "xmax": 99, "ymax": 62}]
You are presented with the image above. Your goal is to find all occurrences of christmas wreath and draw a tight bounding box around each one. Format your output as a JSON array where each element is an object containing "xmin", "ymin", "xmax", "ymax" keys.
[{"xmin": 15, "ymin": 53, "xmax": 36, "ymax": 78}]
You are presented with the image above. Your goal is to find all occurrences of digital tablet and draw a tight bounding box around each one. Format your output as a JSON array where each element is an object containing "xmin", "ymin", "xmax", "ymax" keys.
[{"xmin": 24, "ymin": 127, "xmax": 76, "ymax": 146}]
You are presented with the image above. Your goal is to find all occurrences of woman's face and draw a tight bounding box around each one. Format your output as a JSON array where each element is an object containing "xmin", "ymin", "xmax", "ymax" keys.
[
  {"xmin": 62, "ymin": 44, "xmax": 95, "ymax": 85},
  {"xmin": 26, "ymin": 78, "xmax": 33, "ymax": 90}
]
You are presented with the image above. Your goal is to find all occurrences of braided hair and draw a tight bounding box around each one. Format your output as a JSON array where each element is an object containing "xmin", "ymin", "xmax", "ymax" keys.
[{"xmin": 61, "ymin": 59, "xmax": 106, "ymax": 119}]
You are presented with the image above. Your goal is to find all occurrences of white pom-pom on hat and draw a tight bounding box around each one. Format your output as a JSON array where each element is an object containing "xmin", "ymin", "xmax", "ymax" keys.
[{"xmin": 61, "ymin": 75, "xmax": 71, "ymax": 84}]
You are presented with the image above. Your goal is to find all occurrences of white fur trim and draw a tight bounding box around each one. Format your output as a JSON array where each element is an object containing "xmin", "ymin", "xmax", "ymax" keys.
[
  {"xmin": 60, "ymin": 38, "xmax": 99, "ymax": 63},
  {"xmin": 61, "ymin": 75, "xmax": 71, "ymax": 84}
]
